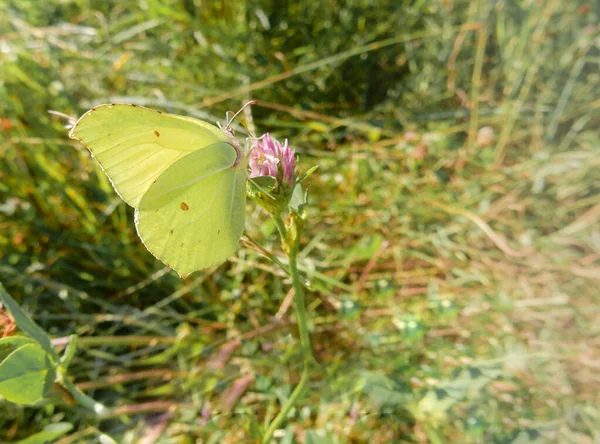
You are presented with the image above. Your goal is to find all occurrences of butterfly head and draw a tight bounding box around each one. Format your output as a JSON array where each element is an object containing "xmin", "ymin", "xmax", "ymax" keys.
[{"xmin": 218, "ymin": 100, "xmax": 257, "ymax": 169}]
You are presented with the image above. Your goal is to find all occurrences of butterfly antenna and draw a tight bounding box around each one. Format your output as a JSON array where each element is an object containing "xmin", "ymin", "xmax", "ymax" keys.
[
  {"xmin": 48, "ymin": 110, "xmax": 77, "ymax": 129},
  {"xmin": 225, "ymin": 100, "xmax": 257, "ymax": 130}
]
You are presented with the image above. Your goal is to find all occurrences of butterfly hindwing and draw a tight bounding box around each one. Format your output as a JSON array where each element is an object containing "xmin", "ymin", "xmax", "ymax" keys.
[{"xmin": 135, "ymin": 143, "xmax": 247, "ymax": 277}]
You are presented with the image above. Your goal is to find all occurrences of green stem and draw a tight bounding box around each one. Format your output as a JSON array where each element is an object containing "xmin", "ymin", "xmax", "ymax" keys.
[
  {"xmin": 288, "ymin": 256, "xmax": 312, "ymax": 371},
  {"xmin": 273, "ymin": 214, "xmax": 287, "ymax": 240},
  {"xmin": 262, "ymin": 219, "xmax": 312, "ymax": 443},
  {"xmin": 60, "ymin": 377, "xmax": 108, "ymax": 417}
]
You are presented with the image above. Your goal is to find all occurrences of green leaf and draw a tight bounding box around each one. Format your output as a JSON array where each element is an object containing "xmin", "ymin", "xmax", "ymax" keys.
[
  {"xmin": 0, "ymin": 343, "xmax": 56, "ymax": 404},
  {"xmin": 350, "ymin": 234, "xmax": 383, "ymax": 260},
  {"xmin": 280, "ymin": 425, "xmax": 295, "ymax": 444},
  {"xmin": 421, "ymin": 425, "xmax": 446, "ymax": 444},
  {"xmin": 17, "ymin": 422, "xmax": 73, "ymax": 444},
  {"xmin": 417, "ymin": 364, "xmax": 502, "ymax": 422},
  {"xmin": 289, "ymin": 182, "xmax": 308, "ymax": 214},
  {"xmin": 0, "ymin": 336, "xmax": 37, "ymax": 361},
  {"xmin": 0, "ymin": 284, "xmax": 58, "ymax": 361},
  {"xmin": 512, "ymin": 429, "xmax": 545, "ymax": 444},
  {"xmin": 288, "ymin": 166, "xmax": 318, "ymax": 215},
  {"xmin": 304, "ymin": 430, "xmax": 335, "ymax": 444},
  {"xmin": 361, "ymin": 371, "xmax": 413, "ymax": 407}
]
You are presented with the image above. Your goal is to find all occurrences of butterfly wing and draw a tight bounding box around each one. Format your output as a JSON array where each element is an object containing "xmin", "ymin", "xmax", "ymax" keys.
[
  {"xmin": 135, "ymin": 143, "xmax": 247, "ymax": 277},
  {"xmin": 70, "ymin": 104, "xmax": 247, "ymax": 275},
  {"xmin": 69, "ymin": 104, "xmax": 228, "ymax": 208}
]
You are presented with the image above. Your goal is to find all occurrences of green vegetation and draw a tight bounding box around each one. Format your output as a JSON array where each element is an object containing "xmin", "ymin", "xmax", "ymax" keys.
[{"xmin": 1, "ymin": 0, "xmax": 599, "ymax": 442}]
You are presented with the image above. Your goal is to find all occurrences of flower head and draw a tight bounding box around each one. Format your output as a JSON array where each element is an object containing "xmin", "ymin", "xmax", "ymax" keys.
[{"xmin": 249, "ymin": 133, "xmax": 295, "ymax": 187}]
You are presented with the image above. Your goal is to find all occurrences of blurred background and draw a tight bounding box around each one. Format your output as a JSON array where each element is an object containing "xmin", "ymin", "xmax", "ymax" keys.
[{"xmin": 1, "ymin": 0, "xmax": 599, "ymax": 442}]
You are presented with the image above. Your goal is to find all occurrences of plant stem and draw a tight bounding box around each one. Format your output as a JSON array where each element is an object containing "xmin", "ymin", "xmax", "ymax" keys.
[
  {"xmin": 60, "ymin": 377, "xmax": 107, "ymax": 417},
  {"xmin": 273, "ymin": 214, "xmax": 287, "ymax": 241},
  {"xmin": 262, "ymin": 218, "xmax": 312, "ymax": 443},
  {"xmin": 288, "ymin": 255, "xmax": 312, "ymax": 371}
]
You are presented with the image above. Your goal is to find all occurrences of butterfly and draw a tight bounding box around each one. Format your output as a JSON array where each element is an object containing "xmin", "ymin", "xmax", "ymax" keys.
[{"xmin": 69, "ymin": 103, "xmax": 250, "ymax": 277}]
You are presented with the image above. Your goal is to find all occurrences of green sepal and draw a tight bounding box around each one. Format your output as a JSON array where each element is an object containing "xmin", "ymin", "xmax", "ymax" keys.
[
  {"xmin": 247, "ymin": 176, "xmax": 294, "ymax": 216},
  {"xmin": 297, "ymin": 165, "xmax": 318, "ymax": 183}
]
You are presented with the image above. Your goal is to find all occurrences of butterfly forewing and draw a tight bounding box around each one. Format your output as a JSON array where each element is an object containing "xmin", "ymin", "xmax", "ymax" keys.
[{"xmin": 69, "ymin": 104, "xmax": 229, "ymax": 208}]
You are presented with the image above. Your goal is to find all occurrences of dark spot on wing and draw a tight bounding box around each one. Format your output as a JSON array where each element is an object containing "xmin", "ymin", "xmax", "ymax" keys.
[
  {"xmin": 169, "ymin": 229, "xmax": 173, "ymax": 235},
  {"xmin": 180, "ymin": 243, "xmax": 184, "ymax": 247},
  {"xmin": 154, "ymin": 130, "xmax": 160, "ymax": 137},
  {"xmin": 218, "ymin": 229, "xmax": 221, "ymax": 234},
  {"xmin": 180, "ymin": 202, "xmax": 189, "ymax": 211}
]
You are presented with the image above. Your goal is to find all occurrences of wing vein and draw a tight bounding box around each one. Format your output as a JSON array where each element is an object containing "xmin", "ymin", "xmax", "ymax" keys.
[{"xmin": 150, "ymin": 165, "xmax": 231, "ymax": 202}]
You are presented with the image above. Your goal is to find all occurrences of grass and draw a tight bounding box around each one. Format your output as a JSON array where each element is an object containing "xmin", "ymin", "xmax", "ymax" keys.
[{"xmin": 1, "ymin": 0, "xmax": 599, "ymax": 442}]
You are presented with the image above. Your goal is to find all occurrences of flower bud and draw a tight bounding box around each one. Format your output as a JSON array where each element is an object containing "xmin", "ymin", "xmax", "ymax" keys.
[
  {"xmin": 247, "ymin": 133, "xmax": 297, "ymax": 216},
  {"xmin": 249, "ymin": 134, "xmax": 295, "ymax": 188}
]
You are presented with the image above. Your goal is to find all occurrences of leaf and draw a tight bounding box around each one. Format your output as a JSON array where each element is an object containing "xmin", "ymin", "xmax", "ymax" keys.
[
  {"xmin": 0, "ymin": 284, "xmax": 58, "ymax": 361},
  {"xmin": 0, "ymin": 343, "xmax": 56, "ymax": 404},
  {"xmin": 361, "ymin": 371, "xmax": 413, "ymax": 407},
  {"xmin": 512, "ymin": 429, "xmax": 546, "ymax": 444},
  {"xmin": 417, "ymin": 364, "xmax": 502, "ymax": 422},
  {"xmin": 17, "ymin": 422, "xmax": 73, "ymax": 444},
  {"xmin": 421, "ymin": 425, "xmax": 446, "ymax": 444},
  {"xmin": 304, "ymin": 429, "xmax": 335, "ymax": 444},
  {"xmin": 350, "ymin": 234, "xmax": 383, "ymax": 260},
  {"xmin": 289, "ymin": 182, "xmax": 308, "ymax": 214},
  {"xmin": 0, "ymin": 336, "xmax": 37, "ymax": 361}
]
